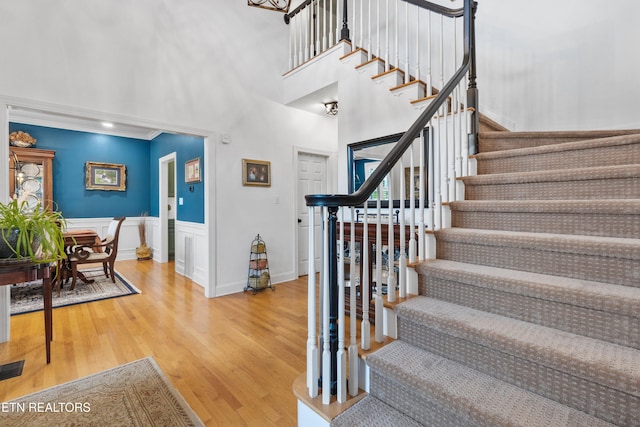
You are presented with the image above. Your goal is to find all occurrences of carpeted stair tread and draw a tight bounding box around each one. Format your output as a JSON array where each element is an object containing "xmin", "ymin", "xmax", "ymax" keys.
[
  {"xmin": 436, "ymin": 228, "xmax": 640, "ymax": 262},
  {"xmin": 459, "ymin": 164, "xmax": 640, "ymax": 200},
  {"xmin": 414, "ymin": 259, "xmax": 640, "ymax": 348},
  {"xmin": 478, "ymin": 129, "xmax": 640, "ymax": 152},
  {"xmin": 395, "ymin": 297, "xmax": 640, "ymax": 398},
  {"xmin": 449, "ymin": 200, "xmax": 640, "ymax": 238},
  {"xmin": 331, "ymin": 395, "xmax": 425, "ymax": 427},
  {"xmin": 449, "ymin": 199, "xmax": 640, "ymax": 215},
  {"xmin": 415, "ymin": 259, "xmax": 640, "ymax": 317},
  {"xmin": 474, "ymin": 133, "xmax": 640, "ymax": 174},
  {"xmin": 435, "ymin": 228, "xmax": 640, "ymax": 287},
  {"xmin": 365, "ymin": 340, "xmax": 615, "ymax": 427},
  {"xmin": 460, "ymin": 164, "xmax": 640, "ymax": 185}
]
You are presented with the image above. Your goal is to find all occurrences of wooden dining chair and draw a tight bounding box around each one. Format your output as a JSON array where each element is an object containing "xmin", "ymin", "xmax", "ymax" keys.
[{"xmin": 67, "ymin": 217, "xmax": 126, "ymax": 289}]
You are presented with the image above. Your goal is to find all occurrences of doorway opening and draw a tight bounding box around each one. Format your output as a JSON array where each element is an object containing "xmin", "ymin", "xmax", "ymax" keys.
[{"xmin": 159, "ymin": 153, "xmax": 177, "ymax": 264}]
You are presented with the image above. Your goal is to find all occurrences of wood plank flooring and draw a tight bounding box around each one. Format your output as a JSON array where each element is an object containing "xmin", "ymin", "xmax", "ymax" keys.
[{"xmin": 0, "ymin": 260, "xmax": 309, "ymax": 426}]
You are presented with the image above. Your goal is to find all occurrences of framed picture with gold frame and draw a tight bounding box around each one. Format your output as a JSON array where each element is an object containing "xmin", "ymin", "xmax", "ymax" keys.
[
  {"xmin": 242, "ymin": 159, "xmax": 271, "ymax": 186},
  {"xmin": 185, "ymin": 157, "xmax": 201, "ymax": 183},
  {"xmin": 85, "ymin": 161, "xmax": 126, "ymax": 191}
]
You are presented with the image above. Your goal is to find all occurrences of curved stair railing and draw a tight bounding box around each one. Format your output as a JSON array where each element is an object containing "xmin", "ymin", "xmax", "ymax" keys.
[{"xmin": 297, "ymin": 0, "xmax": 478, "ymax": 405}]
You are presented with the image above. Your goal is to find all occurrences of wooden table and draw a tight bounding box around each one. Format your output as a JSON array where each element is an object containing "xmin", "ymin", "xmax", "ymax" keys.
[
  {"xmin": 59, "ymin": 230, "xmax": 100, "ymax": 293},
  {"xmin": 0, "ymin": 259, "xmax": 53, "ymax": 363}
]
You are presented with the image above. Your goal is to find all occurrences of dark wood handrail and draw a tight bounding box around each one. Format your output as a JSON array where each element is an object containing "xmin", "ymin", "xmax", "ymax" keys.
[{"xmin": 307, "ymin": 0, "xmax": 477, "ymax": 208}]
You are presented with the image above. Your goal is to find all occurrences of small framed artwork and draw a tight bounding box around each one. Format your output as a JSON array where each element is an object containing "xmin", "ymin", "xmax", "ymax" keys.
[
  {"xmin": 405, "ymin": 166, "xmax": 426, "ymax": 200},
  {"xmin": 242, "ymin": 159, "xmax": 271, "ymax": 186},
  {"xmin": 85, "ymin": 161, "xmax": 126, "ymax": 191},
  {"xmin": 185, "ymin": 157, "xmax": 201, "ymax": 183}
]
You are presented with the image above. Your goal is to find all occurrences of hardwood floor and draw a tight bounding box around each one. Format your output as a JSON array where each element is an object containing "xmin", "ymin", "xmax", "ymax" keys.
[{"xmin": 0, "ymin": 260, "xmax": 309, "ymax": 426}]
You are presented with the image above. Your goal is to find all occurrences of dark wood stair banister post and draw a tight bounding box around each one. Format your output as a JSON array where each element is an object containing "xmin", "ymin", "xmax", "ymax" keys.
[
  {"xmin": 327, "ymin": 206, "xmax": 339, "ymax": 395},
  {"xmin": 340, "ymin": 0, "xmax": 350, "ymax": 42}
]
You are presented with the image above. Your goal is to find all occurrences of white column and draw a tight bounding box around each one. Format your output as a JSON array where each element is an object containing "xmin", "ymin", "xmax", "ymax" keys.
[{"xmin": 307, "ymin": 207, "xmax": 318, "ymax": 397}]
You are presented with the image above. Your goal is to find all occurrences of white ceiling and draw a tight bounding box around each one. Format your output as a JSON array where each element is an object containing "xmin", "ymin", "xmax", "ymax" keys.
[{"xmin": 8, "ymin": 106, "xmax": 163, "ymax": 140}]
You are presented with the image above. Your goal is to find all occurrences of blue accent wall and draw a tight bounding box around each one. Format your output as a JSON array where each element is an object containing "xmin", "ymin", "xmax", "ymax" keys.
[
  {"xmin": 149, "ymin": 133, "xmax": 205, "ymax": 223},
  {"xmin": 9, "ymin": 123, "xmax": 205, "ymax": 223}
]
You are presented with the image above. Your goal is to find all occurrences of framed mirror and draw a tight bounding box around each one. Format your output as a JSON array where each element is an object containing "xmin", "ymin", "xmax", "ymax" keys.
[{"xmin": 347, "ymin": 128, "xmax": 429, "ymax": 208}]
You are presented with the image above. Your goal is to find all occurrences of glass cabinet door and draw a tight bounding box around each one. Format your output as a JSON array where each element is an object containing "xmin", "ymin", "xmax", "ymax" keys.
[{"xmin": 9, "ymin": 147, "xmax": 55, "ymax": 211}]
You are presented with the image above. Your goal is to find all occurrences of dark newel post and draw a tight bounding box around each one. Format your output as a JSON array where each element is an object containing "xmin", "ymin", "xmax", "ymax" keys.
[
  {"xmin": 340, "ymin": 0, "xmax": 350, "ymax": 41},
  {"xmin": 467, "ymin": 0, "xmax": 479, "ymax": 155},
  {"xmin": 327, "ymin": 206, "xmax": 339, "ymax": 395}
]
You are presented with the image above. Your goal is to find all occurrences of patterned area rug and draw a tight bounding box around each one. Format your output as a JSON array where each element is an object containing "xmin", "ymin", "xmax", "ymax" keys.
[
  {"xmin": 2, "ymin": 357, "xmax": 204, "ymax": 426},
  {"xmin": 10, "ymin": 268, "xmax": 139, "ymax": 316}
]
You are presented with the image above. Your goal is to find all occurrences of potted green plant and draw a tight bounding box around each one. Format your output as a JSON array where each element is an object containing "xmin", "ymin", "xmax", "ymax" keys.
[{"xmin": 0, "ymin": 198, "xmax": 66, "ymax": 263}]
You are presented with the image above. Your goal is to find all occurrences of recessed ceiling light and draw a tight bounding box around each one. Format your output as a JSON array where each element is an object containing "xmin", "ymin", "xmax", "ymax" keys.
[{"xmin": 101, "ymin": 122, "xmax": 114, "ymax": 128}]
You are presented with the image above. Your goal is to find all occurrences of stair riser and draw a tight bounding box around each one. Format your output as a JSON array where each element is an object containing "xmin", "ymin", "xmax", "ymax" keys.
[
  {"xmin": 478, "ymin": 130, "xmax": 640, "ymax": 152},
  {"xmin": 369, "ymin": 371, "xmax": 478, "ymax": 426},
  {"xmin": 451, "ymin": 210, "xmax": 640, "ymax": 239},
  {"xmin": 396, "ymin": 316, "xmax": 638, "ymax": 426},
  {"xmin": 436, "ymin": 240, "xmax": 640, "ymax": 288},
  {"xmin": 464, "ymin": 176, "xmax": 640, "ymax": 200},
  {"xmin": 477, "ymin": 144, "xmax": 640, "ymax": 174},
  {"xmin": 419, "ymin": 274, "xmax": 640, "ymax": 349}
]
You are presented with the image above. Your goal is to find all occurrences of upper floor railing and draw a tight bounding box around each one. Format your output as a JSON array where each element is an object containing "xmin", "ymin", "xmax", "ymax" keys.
[{"xmin": 289, "ymin": 0, "xmax": 478, "ymax": 406}]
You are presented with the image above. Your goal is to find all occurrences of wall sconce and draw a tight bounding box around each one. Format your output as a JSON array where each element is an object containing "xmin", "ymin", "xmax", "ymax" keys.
[{"xmin": 324, "ymin": 101, "xmax": 338, "ymax": 116}]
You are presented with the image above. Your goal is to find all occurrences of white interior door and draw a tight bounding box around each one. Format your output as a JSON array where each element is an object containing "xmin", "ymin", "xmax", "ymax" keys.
[{"xmin": 297, "ymin": 152, "xmax": 327, "ymax": 276}]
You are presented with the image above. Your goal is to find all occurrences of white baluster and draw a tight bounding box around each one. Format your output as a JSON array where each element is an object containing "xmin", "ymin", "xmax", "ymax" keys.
[
  {"xmin": 435, "ymin": 111, "xmax": 443, "ymax": 230},
  {"xmin": 408, "ymin": 145, "xmax": 417, "ymax": 264},
  {"xmin": 376, "ymin": 0, "xmax": 380, "ymax": 59},
  {"xmin": 337, "ymin": 209, "xmax": 346, "ymax": 403},
  {"xmin": 404, "ymin": 0, "xmax": 410, "ymax": 84},
  {"xmin": 367, "ymin": 0, "xmax": 372, "ymax": 60},
  {"xmin": 462, "ymin": 74, "xmax": 470, "ymax": 177},
  {"xmin": 384, "ymin": 0, "xmax": 389, "ymax": 72},
  {"xmin": 387, "ymin": 172, "xmax": 395, "ymax": 303},
  {"xmin": 398, "ymin": 158, "xmax": 406, "ymax": 299},
  {"xmin": 305, "ymin": 5, "xmax": 310, "ymax": 62},
  {"xmin": 352, "ymin": 0, "xmax": 357, "ymax": 46},
  {"xmin": 426, "ymin": 10, "xmax": 432, "ymax": 96},
  {"xmin": 395, "ymin": 0, "xmax": 400, "ymax": 75},
  {"xmin": 317, "ymin": 0, "xmax": 321, "ymax": 55},
  {"xmin": 298, "ymin": 13, "xmax": 304, "ymax": 66},
  {"xmin": 348, "ymin": 207, "xmax": 359, "ymax": 397},
  {"xmin": 288, "ymin": 13, "xmax": 293, "ymax": 70},
  {"xmin": 415, "ymin": 6, "xmax": 420, "ymax": 82},
  {"xmin": 361, "ymin": 201, "xmax": 371, "ymax": 351},
  {"xmin": 439, "ymin": 14, "xmax": 445, "ymax": 90},
  {"xmin": 329, "ymin": 0, "xmax": 334, "ymax": 48},
  {"xmin": 449, "ymin": 22, "xmax": 458, "ymax": 202},
  {"xmin": 419, "ymin": 128, "xmax": 427, "ymax": 260},
  {"xmin": 359, "ymin": 0, "xmax": 364, "ymax": 49},
  {"xmin": 321, "ymin": 207, "xmax": 331, "ymax": 404},
  {"xmin": 375, "ymin": 185, "xmax": 384, "ymax": 343},
  {"xmin": 323, "ymin": 0, "xmax": 328, "ymax": 51},
  {"xmin": 307, "ymin": 207, "xmax": 318, "ymax": 398}
]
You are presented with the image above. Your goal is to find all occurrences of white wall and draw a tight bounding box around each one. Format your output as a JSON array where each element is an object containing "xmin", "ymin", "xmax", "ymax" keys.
[
  {"xmin": 0, "ymin": 1, "xmax": 338, "ymax": 301},
  {"xmin": 476, "ymin": 0, "xmax": 640, "ymax": 131}
]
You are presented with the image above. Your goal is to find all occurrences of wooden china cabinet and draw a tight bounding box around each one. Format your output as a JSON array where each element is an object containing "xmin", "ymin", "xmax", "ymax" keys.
[{"xmin": 9, "ymin": 147, "xmax": 56, "ymax": 211}]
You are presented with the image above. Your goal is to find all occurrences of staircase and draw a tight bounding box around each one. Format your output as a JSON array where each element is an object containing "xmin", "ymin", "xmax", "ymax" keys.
[{"xmin": 332, "ymin": 130, "xmax": 640, "ymax": 426}]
